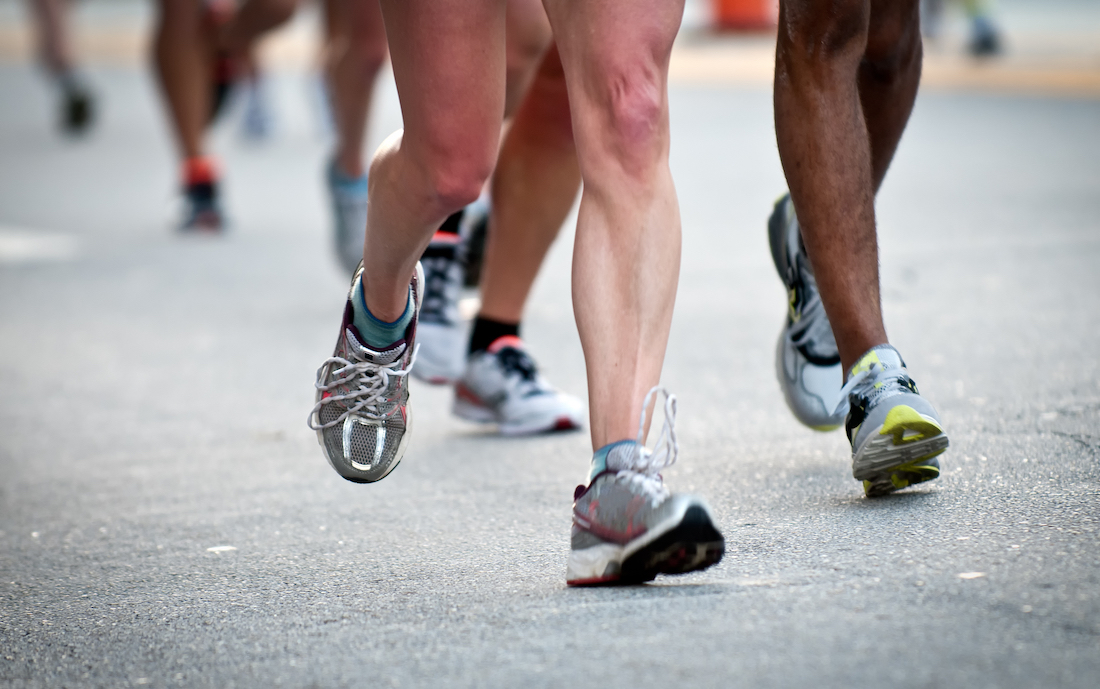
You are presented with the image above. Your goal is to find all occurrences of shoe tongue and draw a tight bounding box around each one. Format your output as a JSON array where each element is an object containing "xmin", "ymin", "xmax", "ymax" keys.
[
  {"xmin": 588, "ymin": 440, "xmax": 640, "ymax": 481},
  {"xmin": 345, "ymin": 326, "xmax": 407, "ymax": 364},
  {"xmin": 847, "ymin": 345, "xmax": 904, "ymax": 380},
  {"xmin": 604, "ymin": 441, "xmax": 642, "ymax": 472}
]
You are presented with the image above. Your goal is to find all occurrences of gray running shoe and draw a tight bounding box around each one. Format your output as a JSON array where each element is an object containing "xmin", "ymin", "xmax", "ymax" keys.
[
  {"xmin": 769, "ymin": 193, "xmax": 845, "ymax": 430},
  {"xmin": 453, "ymin": 336, "xmax": 584, "ymax": 435},
  {"xmin": 326, "ymin": 161, "xmax": 369, "ymax": 276},
  {"xmin": 566, "ymin": 388, "xmax": 724, "ymax": 585},
  {"xmin": 840, "ymin": 345, "xmax": 949, "ymax": 497},
  {"xmin": 412, "ymin": 229, "xmax": 467, "ymax": 384},
  {"xmin": 309, "ymin": 262, "xmax": 423, "ymax": 483}
]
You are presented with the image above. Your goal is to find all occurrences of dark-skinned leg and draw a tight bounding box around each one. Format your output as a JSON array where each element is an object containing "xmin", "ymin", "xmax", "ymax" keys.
[
  {"xmin": 774, "ymin": 0, "xmax": 921, "ymax": 373},
  {"xmin": 775, "ymin": 0, "xmax": 947, "ymax": 498},
  {"xmin": 862, "ymin": 0, "xmax": 922, "ymax": 191}
]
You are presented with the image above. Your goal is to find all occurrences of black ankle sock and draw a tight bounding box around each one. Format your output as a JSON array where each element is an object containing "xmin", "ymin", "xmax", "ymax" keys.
[
  {"xmin": 468, "ymin": 316, "xmax": 520, "ymax": 354},
  {"xmin": 437, "ymin": 210, "xmax": 462, "ymax": 236}
]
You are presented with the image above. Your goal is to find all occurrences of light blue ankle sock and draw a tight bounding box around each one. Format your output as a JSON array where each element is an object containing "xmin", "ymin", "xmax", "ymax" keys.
[
  {"xmin": 350, "ymin": 275, "xmax": 413, "ymax": 350},
  {"xmin": 590, "ymin": 440, "xmax": 638, "ymax": 482}
]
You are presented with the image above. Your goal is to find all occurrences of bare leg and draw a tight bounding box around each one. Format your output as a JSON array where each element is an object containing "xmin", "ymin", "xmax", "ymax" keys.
[
  {"xmin": 219, "ymin": 0, "xmax": 297, "ymax": 54},
  {"xmin": 153, "ymin": 0, "xmax": 212, "ymax": 160},
  {"xmin": 27, "ymin": 0, "xmax": 74, "ymax": 76},
  {"xmin": 324, "ymin": 0, "xmax": 388, "ymax": 179},
  {"xmin": 477, "ymin": 44, "xmax": 579, "ymax": 324},
  {"xmin": 774, "ymin": 0, "xmax": 921, "ymax": 373},
  {"xmin": 542, "ymin": 0, "xmax": 685, "ymax": 449},
  {"xmin": 363, "ymin": 0, "xmax": 505, "ymax": 321},
  {"xmin": 503, "ymin": 0, "xmax": 552, "ymax": 117},
  {"xmin": 862, "ymin": 1, "xmax": 922, "ymax": 190}
]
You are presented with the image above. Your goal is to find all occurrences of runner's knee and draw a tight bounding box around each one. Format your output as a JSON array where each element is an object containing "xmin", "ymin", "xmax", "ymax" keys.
[
  {"xmin": 579, "ymin": 61, "xmax": 665, "ymax": 176},
  {"xmin": 419, "ymin": 147, "xmax": 494, "ymax": 212}
]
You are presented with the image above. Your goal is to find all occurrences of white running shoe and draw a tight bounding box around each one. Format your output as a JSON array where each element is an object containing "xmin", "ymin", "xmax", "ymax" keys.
[
  {"xmin": 453, "ymin": 336, "xmax": 584, "ymax": 435},
  {"xmin": 769, "ymin": 193, "xmax": 846, "ymax": 430},
  {"xmin": 412, "ymin": 230, "xmax": 467, "ymax": 384}
]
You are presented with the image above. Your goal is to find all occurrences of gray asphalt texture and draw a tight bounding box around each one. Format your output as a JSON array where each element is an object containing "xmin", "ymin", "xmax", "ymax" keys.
[{"xmin": 1, "ymin": 60, "xmax": 1098, "ymax": 689}]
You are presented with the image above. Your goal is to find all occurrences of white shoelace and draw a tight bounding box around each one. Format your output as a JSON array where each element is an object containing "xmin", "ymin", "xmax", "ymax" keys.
[
  {"xmin": 615, "ymin": 386, "xmax": 679, "ymax": 504},
  {"xmin": 308, "ymin": 344, "xmax": 419, "ymax": 430}
]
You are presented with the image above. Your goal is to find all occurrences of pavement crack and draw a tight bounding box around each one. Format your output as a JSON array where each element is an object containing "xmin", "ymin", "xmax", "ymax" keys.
[{"xmin": 1049, "ymin": 431, "xmax": 1100, "ymax": 455}]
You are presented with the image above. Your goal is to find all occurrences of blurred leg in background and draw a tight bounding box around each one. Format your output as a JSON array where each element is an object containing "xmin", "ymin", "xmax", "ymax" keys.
[
  {"xmin": 319, "ymin": 0, "xmax": 389, "ymax": 273},
  {"xmin": 153, "ymin": 0, "xmax": 222, "ymax": 230},
  {"xmin": 920, "ymin": 0, "xmax": 1002, "ymax": 57},
  {"xmin": 27, "ymin": 0, "xmax": 95, "ymax": 134},
  {"xmin": 411, "ymin": 0, "xmax": 585, "ymax": 436},
  {"xmin": 962, "ymin": 0, "xmax": 1001, "ymax": 56},
  {"xmin": 449, "ymin": 42, "xmax": 586, "ymax": 436}
]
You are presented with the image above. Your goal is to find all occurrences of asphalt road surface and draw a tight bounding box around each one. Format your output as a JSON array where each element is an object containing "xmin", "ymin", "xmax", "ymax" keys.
[{"xmin": 1, "ymin": 58, "xmax": 1098, "ymax": 688}]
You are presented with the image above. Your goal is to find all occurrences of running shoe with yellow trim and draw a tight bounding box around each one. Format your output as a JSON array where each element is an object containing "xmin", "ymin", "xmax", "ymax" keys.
[
  {"xmin": 768, "ymin": 194, "xmax": 845, "ymax": 431},
  {"xmin": 566, "ymin": 388, "xmax": 724, "ymax": 586},
  {"xmin": 840, "ymin": 345, "xmax": 948, "ymax": 497}
]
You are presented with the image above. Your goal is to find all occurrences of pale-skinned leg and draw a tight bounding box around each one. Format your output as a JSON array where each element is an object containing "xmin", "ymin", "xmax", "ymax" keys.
[
  {"xmin": 363, "ymin": 0, "xmax": 506, "ymax": 321},
  {"xmin": 541, "ymin": 0, "xmax": 685, "ymax": 449}
]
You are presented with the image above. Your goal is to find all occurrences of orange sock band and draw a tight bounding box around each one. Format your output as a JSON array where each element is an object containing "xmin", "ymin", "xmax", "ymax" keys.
[{"xmin": 184, "ymin": 157, "xmax": 218, "ymax": 186}]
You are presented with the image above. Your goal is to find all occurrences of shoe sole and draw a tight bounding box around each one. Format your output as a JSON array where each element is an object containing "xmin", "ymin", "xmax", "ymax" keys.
[
  {"xmin": 853, "ymin": 405, "xmax": 948, "ymax": 497},
  {"xmin": 566, "ymin": 506, "xmax": 725, "ymax": 586}
]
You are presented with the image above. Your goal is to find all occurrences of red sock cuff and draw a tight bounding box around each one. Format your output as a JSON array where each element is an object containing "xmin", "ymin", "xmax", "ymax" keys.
[{"xmin": 184, "ymin": 157, "xmax": 219, "ymax": 186}]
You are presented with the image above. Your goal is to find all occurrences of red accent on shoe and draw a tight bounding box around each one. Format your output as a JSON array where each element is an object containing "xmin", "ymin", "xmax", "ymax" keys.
[
  {"xmin": 487, "ymin": 335, "xmax": 524, "ymax": 354},
  {"xmin": 454, "ymin": 382, "xmax": 485, "ymax": 406},
  {"xmin": 566, "ymin": 573, "xmax": 622, "ymax": 587},
  {"xmin": 430, "ymin": 230, "xmax": 463, "ymax": 245},
  {"xmin": 554, "ymin": 417, "xmax": 578, "ymax": 431}
]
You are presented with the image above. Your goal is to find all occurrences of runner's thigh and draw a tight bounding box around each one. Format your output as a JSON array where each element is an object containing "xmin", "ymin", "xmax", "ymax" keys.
[{"xmin": 379, "ymin": 0, "xmax": 507, "ymax": 199}]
